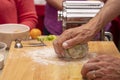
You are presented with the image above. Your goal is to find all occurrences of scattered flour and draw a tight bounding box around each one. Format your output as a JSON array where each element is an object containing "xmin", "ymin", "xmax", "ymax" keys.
[
  {"xmin": 27, "ymin": 47, "xmax": 66, "ymax": 65},
  {"xmin": 26, "ymin": 47, "xmax": 97, "ymax": 65}
]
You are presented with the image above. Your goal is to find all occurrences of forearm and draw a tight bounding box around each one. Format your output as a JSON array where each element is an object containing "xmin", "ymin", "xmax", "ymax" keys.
[
  {"xmin": 46, "ymin": 0, "xmax": 63, "ymax": 10},
  {"xmin": 89, "ymin": 0, "xmax": 120, "ymax": 32}
]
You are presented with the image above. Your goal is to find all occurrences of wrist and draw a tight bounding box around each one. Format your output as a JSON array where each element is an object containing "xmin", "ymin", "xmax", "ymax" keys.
[{"xmin": 88, "ymin": 17, "xmax": 104, "ymax": 34}]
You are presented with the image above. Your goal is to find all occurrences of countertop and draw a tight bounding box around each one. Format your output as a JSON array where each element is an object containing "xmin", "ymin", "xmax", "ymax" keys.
[{"xmin": 0, "ymin": 41, "xmax": 120, "ymax": 80}]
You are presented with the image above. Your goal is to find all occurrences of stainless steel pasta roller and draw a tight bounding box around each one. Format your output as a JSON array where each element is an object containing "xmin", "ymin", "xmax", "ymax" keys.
[{"xmin": 58, "ymin": 0, "xmax": 106, "ymax": 40}]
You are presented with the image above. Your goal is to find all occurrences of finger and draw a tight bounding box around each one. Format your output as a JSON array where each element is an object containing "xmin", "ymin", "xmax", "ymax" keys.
[
  {"xmin": 81, "ymin": 61, "xmax": 109, "ymax": 78},
  {"xmin": 87, "ymin": 58, "xmax": 100, "ymax": 63},
  {"xmin": 63, "ymin": 34, "xmax": 88, "ymax": 49},
  {"xmin": 86, "ymin": 70, "xmax": 104, "ymax": 80},
  {"xmin": 60, "ymin": 29, "xmax": 80, "ymax": 49},
  {"xmin": 89, "ymin": 61, "xmax": 111, "ymax": 69},
  {"xmin": 53, "ymin": 29, "xmax": 77, "ymax": 57},
  {"xmin": 59, "ymin": 29, "xmax": 73, "ymax": 42},
  {"xmin": 62, "ymin": 27, "xmax": 95, "ymax": 49},
  {"xmin": 87, "ymin": 55, "xmax": 115, "ymax": 63},
  {"xmin": 56, "ymin": 35, "xmax": 69, "ymax": 57},
  {"xmin": 53, "ymin": 40, "xmax": 65, "ymax": 57},
  {"xmin": 81, "ymin": 63, "xmax": 100, "ymax": 78},
  {"xmin": 96, "ymin": 55, "xmax": 117, "ymax": 62}
]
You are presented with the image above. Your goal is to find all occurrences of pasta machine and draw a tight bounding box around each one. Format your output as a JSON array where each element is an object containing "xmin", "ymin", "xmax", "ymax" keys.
[{"xmin": 58, "ymin": 0, "xmax": 113, "ymax": 41}]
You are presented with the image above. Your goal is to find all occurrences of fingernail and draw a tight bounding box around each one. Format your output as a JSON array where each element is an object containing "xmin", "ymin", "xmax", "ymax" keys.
[{"xmin": 62, "ymin": 42, "xmax": 68, "ymax": 49}]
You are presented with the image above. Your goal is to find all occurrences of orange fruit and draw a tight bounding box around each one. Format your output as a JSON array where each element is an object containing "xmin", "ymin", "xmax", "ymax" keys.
[{"xmin": 30, "ymin": 28, "xmax": 42, "ymax": 39}]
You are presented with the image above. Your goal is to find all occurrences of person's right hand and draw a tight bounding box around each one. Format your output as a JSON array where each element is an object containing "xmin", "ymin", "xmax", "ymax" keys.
[
  {"xmin": 81, "ymin": 55, "xmax": 120, "ymax": 80},
  {"xmin": 53, "ymin": 21, "xmax": 100, "ymax": 57}
]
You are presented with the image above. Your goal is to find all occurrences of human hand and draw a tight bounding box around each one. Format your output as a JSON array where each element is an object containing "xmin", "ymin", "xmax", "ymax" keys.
[
  {"xmin": 81, "ymin": 55, "xmax": 120, "ymax": 80},
  {"xmin": 100, "ymin": 0, "xmax": 107, "ymax": 3},
  {"xmin": 53, "ymin": 23, "xmax": 98, "ymax": 57}
]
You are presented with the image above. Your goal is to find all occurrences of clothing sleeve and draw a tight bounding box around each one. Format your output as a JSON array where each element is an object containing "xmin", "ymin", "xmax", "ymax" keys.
[{"xmin": 15, "ymin": 0, "xmax": 38, "ymax": 30}]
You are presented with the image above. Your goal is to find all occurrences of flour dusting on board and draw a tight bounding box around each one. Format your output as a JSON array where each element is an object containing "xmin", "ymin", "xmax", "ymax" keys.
[
  {"xmin": 27, "ymin": 47, "xmax": 97, "ymax": 65},
  {"xmin": 28, "ymin": 47, "xmax": 57, "ymax": 58},
  {"xmin": 27, "ymin": 47, "xmax": 66, "ymax": 65}
]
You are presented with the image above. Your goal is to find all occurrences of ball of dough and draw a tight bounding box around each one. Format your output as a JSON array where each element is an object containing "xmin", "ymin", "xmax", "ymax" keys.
[{"xmin": 64, "ymin": 43, "xmax": 88, "ymax": 59}]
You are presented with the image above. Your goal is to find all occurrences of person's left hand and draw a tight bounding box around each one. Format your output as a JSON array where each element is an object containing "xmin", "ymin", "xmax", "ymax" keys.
[
  {"xmin": 81, "ymin": 55, "xmax": 120, "ymax": 80},
  {"xmin": 53, "ymin": 23, "xmax": 98, "ymax": 57}
]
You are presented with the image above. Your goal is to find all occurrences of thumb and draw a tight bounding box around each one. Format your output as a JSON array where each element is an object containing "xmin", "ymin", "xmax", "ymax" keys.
[{"xmin": 62, "ymin": 37, "xmax": 80, "ymax": 49}]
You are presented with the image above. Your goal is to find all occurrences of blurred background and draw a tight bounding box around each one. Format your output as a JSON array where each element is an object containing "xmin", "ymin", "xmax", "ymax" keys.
[{"xmin": 34, "ymin": 0, "xmax": 46, "ymax": 34}]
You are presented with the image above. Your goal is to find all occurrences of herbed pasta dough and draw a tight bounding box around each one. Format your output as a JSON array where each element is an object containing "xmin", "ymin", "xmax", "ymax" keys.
[{"xmin": 64, "ymin": 43, "xmax": 88, "ymax": 59}]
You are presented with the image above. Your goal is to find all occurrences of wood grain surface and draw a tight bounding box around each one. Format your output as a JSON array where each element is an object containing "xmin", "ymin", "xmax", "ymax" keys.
[{"xmin": 0, "ymin": 40, "xmax": 120, "ymax": 80}]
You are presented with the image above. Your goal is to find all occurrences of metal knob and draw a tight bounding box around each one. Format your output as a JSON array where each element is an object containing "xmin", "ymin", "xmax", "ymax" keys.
[{"xmin": 14, "ymin": 39, "xmax": 23, "ymax": 48}]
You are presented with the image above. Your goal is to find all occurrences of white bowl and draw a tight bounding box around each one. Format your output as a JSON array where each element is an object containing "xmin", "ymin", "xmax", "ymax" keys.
[{"xmin": 0, "ymin": 24, "xmax": 30, "ymax": 48}]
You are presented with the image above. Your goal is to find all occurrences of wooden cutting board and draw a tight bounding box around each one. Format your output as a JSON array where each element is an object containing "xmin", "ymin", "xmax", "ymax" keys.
[{"xmin": 0, "ymin": 40, "xmax": 120, "ymax": 80}]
